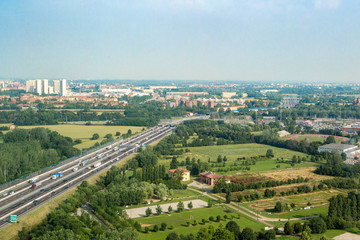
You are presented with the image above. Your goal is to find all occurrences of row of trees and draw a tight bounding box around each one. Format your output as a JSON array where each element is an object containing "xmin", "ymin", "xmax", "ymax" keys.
[{"xmin": 213, "ymin": 177, "xmax": 309, "ymax": 193}]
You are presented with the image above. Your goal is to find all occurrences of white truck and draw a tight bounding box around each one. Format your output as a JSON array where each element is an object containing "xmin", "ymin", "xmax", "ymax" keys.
[
  {"xmin": 29, "ymin": 177, "xmax": 39, "ymax": 183},
  {"xmin": 93, "ymin": 162, "xmax": 101, "ymax": 168}
]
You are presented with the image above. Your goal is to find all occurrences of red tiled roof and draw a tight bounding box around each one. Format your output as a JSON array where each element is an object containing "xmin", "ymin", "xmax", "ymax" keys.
[
  {"xmin": 168, "ymin": 168, "xmax": 190, "ymax": 173},
  {"xmin": 206, "ymin": 173, "xmax": 221, "ymax": 179}
]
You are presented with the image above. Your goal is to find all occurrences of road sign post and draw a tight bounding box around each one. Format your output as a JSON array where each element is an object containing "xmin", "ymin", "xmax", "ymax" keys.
[{"xmin": 10, "ymin": 215, "xmax": 17, "ymax": 223}]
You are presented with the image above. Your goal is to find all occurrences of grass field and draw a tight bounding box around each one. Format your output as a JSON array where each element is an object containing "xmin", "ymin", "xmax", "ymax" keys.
[
  {"xmin": 242, "ymin": 190, "xmax": 345, "ymax": 219},
  {"xmin": 137, "ymin": 205, "xmax": 266, "ymax": 240},
  {"xmin": 160, "ymin": 143, "xmax": 314, "ymax": 174},
  {"xmin": 17, "ymin": 124, "xmax": 144, "ymax": 150}
]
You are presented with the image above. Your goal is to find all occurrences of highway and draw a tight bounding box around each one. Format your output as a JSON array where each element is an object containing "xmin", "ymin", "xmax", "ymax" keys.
[{"xmin": 0, "ymin": 115, "xmax": 207, "ymax": 228}]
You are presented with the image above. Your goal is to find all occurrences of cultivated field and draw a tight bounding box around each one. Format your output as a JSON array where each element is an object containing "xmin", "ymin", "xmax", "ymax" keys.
[
  {"xmin": 17, "ymin": 124, "xmax": 144, "ymax": 149},
  {"xmin": 242, "ymin": 190, "xmax": 345, "ymax": 219}
]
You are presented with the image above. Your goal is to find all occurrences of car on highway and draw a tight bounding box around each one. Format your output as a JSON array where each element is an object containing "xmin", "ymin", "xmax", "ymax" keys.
[
  {"xmin": 2, "ymin": 192, "xmax": 8, "ymax": 197},
  {"xmin": 33, "ymin": 200, "xmax": 38, "ymax": 205},
  {"xmin": 8, "ymin": 190, "xmax": 14, "ymax": 195}
]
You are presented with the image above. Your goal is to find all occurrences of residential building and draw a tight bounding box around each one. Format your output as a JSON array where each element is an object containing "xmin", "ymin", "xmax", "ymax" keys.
[
  {"xmin": 200, "ymin": 172, "xmax": 230, "ymax": 186},
  {"xmin": 60, "ymin": 79, "xmax": 67, "ymax": 96},
  {"xmin": 42, "ymin": 79, "xmax": 49, "ymax": 94},
  {"xmin": 53, "ymin": 80, "xmax": 60, "ymax": 94},
  {"xmin": 168, "ymin": 169, "xmax": 191, "ymax": 181},
  {"xmin": 36, "ymin": 79, "xmax": 42, "ymax": 95}
]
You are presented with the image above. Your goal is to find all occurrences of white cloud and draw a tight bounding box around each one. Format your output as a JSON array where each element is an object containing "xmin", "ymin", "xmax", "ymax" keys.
[{"xmin": 314, "ymin": 0, "xmax": 341, "ymax": 10}]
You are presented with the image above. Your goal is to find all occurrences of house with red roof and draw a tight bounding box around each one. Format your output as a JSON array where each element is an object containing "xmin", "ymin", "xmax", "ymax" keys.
[
  {"xmin": 200, "ymin": 172, "xmax": 229, "ymax": 186},
  {"xmin": 168, "ymin": 168, "xmax": 190, "ymax": 181}
]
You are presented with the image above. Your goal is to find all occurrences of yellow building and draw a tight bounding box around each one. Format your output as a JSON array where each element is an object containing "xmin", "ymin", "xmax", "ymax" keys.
[
  {"xmin": 222, "ymin": 92, "xmax": 237, "ymax": 98},
  {"xmin": 168, "ymin": 168, "xmax": 190, "ymax": 181}
]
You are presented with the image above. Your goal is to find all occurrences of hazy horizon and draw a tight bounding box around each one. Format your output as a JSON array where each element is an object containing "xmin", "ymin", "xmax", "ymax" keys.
[{"xmin": 1, "ymin": 0, "xmax": 359, "ymax": 82}]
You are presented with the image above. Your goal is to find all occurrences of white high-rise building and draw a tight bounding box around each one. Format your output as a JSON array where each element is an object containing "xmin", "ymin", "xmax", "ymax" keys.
[
  {"xmin": 60, "ymin": 79, "xmax": 67, "ymax": 96},
  {"xmin": 36, "ymin": 79, "xmax": 42, "ymax": 95},
  {"xmin": 53, "ymin": 80, "xmax": 60, "ymax": 94},
  {"xmin": 26, "ymin": 80, "xmax": 36, "ymax": 92},
  {"xmin": 42, "ymin": 79, "xmax": 49, "ymax": 94}
]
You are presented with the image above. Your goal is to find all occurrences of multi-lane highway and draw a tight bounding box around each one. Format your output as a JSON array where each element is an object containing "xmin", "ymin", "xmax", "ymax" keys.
[{"xmin": 0, "ymin": 115, "xmax": 207, "ymax": 228}]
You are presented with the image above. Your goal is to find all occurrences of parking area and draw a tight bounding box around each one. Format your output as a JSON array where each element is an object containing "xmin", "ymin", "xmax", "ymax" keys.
[{"xmin": 125, "ymin": 199, "xmax": 208, "ymax": 218}]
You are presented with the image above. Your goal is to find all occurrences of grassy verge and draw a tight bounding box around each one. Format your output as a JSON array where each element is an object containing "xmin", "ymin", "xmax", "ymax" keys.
[{"xmin": 0, "ymin": 188, "xmax": 77, "ymax": 240}]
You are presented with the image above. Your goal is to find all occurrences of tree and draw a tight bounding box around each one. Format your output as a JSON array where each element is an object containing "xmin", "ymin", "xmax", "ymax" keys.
[
  {"xmin": 274, "ymin": 201, "xmax": 288, "ymax": 212},
  {"xmin": 284, "ymin": 221, "xmax": 293, "ymax": 235},
  {"xmin": 294, "ymin": 222, "xmax": 303, "ymax": 233},
  {"xmin": 223, "ymin": 156, "xmax": 228, "ymax": 162},
  {"xmin": 177, "ymin": 201, "xmax": 184, "ymax": 212},
  {"xmin": 226, "ymin": 191, "xmax": 231, "ymax": 203},
  {"xmin": 104, "ymin": 133, "xmax": 112, "ymax": 139},
  {"xmin": 166, "ymin": 232, "xmax": 180, "ymax": 240},
  {"xmin": 266, "ymin": 149, "xmax": 274, "ymax": 158},
  {"xmin": 170, "ymin": 157, "xmax": 179, "ymax": 169},
  {"xmin": 153, "ymin": 225, "xmax": 159, "ymax": 232},
  {"xmin": 92, "ymin": 133, "xmax": 99, "ymax": 140},
  {"xmin": 115, "ymin": 131, "xmax": 121, "ymax": 136},
  {"xmin": 145, "ymin": 207, "xmax": 152, "ymax": 217},
  {"xmin": 325, "ymin": 136, "xmax": 336, "ymax": 144},
  {"xmin": 217, "ymin": 155, "xmax": 223, "ymax": 163},
  {"xmin": 188, "ymin": 201, "xmax": 193, "ymax": 210},
  {"xmin": 168, "ymin": 205, "xmax": 173, "ymax": 213},
  {"xmin": 212, "ymin": 224, "xmax": 235, "ymax": 240},
  {"xmin": 300, "ymin": 226, "xmax": 312, "ymax": 240},
  {"xmin": 127, "ymin": 129, "xmax": 132, "ymax": 135},
  {"xmin": 156, "ymin": 205, "xmax": 162, "ymax": 215},
  {"xmin": 309, "ymin": 217, "xmax": 327, "ymax": 234},
  {"xmin": 226, "ymin": 221, "xmax": 240, "ymax": 240},
  {"xmin": 160, "ymin": 222, "xmax": 167, "ymax": 231},
  {"xmin": 240, "ymin": 227, "xmax": 256, "ymax": 240},
  {"xmin": 264, "ymin": 229, "xmax": 276, "ymax": 240}
]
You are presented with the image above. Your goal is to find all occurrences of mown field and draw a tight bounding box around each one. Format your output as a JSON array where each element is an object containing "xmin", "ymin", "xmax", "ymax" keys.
[
  {"xmin": 17, "ymin": 124, "xmax": 144, "ymax": 149},
  {"xmin": 137, "ymin": 205, "xmax": 266, "ymax": 240},
  {"xmin": 160, "ymin": 143, "xmax": 316, "ymax": 175}
]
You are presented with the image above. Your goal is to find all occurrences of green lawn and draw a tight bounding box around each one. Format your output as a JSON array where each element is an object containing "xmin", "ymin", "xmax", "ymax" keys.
[
  {"xmin": 137, "ymin": 205, "xmax": 266, "ymax": 240},
  {"xmin": 161, "ymin": 143, "xmax": 315, "ymax": 174},
  {"xmin": 17, "ymin": 124, "xmax": 144, "ymax": 150}
]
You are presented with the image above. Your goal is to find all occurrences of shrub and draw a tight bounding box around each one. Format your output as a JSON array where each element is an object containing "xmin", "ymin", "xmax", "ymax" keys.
[
  {"xmin": 186, "ymin": 221, "xmax": 190, "ymax": 227},
  {"xmin": 153, "ymin": 225, "xmax": 159, "ymax": 232},
  {"xmin": 208, "ymin": 201, "xmax": 213, "ymax": 208},
  {"xmin": 193, "ymin": 220, "xmax": 198, "ymax": 226},
  {"xmin": 202, "ymin": 218, "xmax": 206, "ymax": 225},
  {"xmin": 160, "ymin": 222, "xmax": 167, "ymax": 231},
  {"xmin": 209, "ymin": 216, "xmax": 215, "ymax": 222},
  {"xmin": 216, "ymin": 215, "xmax": 221, "ymax": 222},
  {"xmin": 145, "ymin": 207, "xmax": 152, "ymax": 217},
  {"xmin": 144, "ymin": 227, "xmax": 149, "ymax": 233},
  {"xmin": 134, "ymin": 222, "xmax": 141, "ymax": 231}
]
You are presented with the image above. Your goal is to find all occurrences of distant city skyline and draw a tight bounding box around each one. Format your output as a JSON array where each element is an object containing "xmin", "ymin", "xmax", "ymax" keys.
[{"xmin": 0, "ymin": 0, "xmax": 359, "ymax": 82}]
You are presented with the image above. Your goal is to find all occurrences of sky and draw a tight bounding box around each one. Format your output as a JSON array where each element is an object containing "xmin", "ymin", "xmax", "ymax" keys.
[{"xmin": 0, "ymin": 0, "xmax": 359, "ymax": 82}]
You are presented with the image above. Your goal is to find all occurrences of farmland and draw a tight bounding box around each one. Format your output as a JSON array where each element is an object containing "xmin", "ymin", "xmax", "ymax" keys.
[
  {"xmin": 17, "ymin": 124, "xmax": 144, "ymax": 149},
  {"xmin": 241, "ymin": 190, "xmax": 346, "ymax": 219}
]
